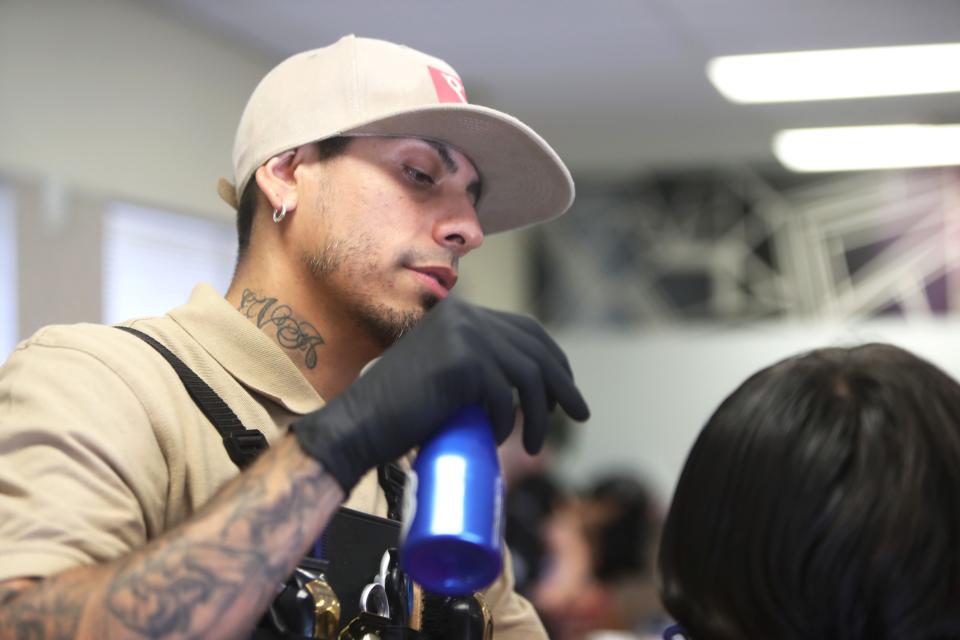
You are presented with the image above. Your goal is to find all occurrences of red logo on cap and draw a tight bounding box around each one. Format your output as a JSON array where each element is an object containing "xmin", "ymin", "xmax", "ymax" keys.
[{"xmin": 428, "ymin": 66, "xmax": 468, "ymax": 103}]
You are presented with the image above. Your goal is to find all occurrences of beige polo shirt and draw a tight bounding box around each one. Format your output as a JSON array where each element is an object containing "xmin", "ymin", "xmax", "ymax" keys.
[{"xmin": 0, "ymin": 283, "xmax": 546, "ymax": 638}]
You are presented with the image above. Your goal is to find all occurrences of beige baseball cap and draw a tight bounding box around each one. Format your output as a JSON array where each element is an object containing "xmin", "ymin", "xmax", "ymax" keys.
[{"xmin": 218, "ymin": 34, "xmax": 574, "ymax": 234}]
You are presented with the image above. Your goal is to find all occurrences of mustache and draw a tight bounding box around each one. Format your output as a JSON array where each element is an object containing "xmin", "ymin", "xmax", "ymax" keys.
[{"xmin": 398, "ymin": 249, "xmax": 458, "ymax": 270}]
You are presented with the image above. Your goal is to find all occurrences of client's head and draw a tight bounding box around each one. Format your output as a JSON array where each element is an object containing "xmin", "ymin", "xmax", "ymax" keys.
[{"xmin": 658, "ymin": 343, "xmax": 960, "ymax": 640}]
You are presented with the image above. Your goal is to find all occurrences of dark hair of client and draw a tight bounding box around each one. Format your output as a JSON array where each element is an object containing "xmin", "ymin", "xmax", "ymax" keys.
[
  {"xmin": 235, "ymin": 136, "xmax": 352, "ymax": 258},
  {"xmin": 657, "ymin": 343, "xmax": 960, "ymax": 640}
]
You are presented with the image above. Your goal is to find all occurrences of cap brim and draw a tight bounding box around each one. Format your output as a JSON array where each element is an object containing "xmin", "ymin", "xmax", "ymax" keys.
[{"xmin": 344, "ymin": 103, "xmax": 574, "ymax": 234}]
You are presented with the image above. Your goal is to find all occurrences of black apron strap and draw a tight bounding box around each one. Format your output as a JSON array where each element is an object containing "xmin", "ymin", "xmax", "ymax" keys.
[
  {"xmin": 117, "ymin": 326, "xmax": 268, "ymax": 469},
  {"xmin": 116, "ymin": 326, "xmax": 405, "ymax": 515},
  {"xmin": 378, "ymin": 461, "xmax": 407, "ymax": 521}
]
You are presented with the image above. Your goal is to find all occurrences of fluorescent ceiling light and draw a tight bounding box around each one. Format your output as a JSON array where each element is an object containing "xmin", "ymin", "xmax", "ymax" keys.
[
  {"xmin": 774, "ymin": 124, "xmax": 960, "ymax": 172},
  {"xmin": 708, "ymin": 43, "xmax": 960, "ymax": 103}
]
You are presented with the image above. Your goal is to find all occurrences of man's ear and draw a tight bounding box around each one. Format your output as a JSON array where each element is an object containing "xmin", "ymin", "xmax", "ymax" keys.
[{"xmin": 254, "ymin": 149, "xmax": 300, "ymax": 214}]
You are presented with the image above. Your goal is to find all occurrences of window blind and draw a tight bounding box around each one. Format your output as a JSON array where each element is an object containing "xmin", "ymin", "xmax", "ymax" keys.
[
  {"xmin": 0, "ymin": 184, "xmax": 16, "ymax": 361},
  {"xmin": 102, "ymin": 202, "xmax": 237, "ymax": 324}
]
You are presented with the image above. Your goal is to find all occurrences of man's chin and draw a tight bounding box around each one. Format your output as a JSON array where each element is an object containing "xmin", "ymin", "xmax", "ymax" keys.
[{"xmin": 355, "ymin": 297, "xmax": 437, "ymax": 349}]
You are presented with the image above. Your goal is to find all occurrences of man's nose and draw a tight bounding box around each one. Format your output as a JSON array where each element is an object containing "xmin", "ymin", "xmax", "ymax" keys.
[{"xmin": 434, "ymin": 201, "xmax": 484, "ymax": 255}]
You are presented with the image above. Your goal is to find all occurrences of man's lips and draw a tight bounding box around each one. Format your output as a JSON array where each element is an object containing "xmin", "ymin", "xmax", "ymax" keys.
[{"xmin": 407, "ymin": 265, "xmax": 457, "ymax": 297}]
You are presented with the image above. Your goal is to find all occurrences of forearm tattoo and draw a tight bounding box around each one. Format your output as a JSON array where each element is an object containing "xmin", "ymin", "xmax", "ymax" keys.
[
  {"xmin": 239, "ymin": 288, "xmax": 325, "ymax": 368},
  {"xmin": 0, "ymin": 573, "xmax": 89, "ymax": 640},
  {"xmin": 0, "ymin": 437, "xmax": 339, "ymax": 639}
]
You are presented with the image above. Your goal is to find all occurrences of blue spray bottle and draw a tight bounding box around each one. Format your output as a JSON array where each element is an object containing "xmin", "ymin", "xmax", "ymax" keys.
[{"xmin": 399, "ymin": 404, "xmax": 504, "ymax": 596}]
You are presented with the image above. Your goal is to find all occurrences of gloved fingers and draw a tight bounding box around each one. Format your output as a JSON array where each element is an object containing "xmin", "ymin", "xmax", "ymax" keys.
[
  {"xmin": 484, "ymin": 308, "xmax": 575, "ymax": 377},
  {"xmin": 434, "ymin": 322, "xmax": 541, "ymax": 447},
  {"xmin": 485, "ymin": 331, "xmax": 551, "ymax": 453},
  {"xmin": 485, "ymin": 314, "xmax": 590, "ymax": 424},
  {"xmin": 476, "ymin": 355, "xmax": 519, "ymax": 444}
]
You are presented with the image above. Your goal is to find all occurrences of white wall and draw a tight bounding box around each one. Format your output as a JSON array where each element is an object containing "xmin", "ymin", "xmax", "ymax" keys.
[
  {"xmin": 555, "ymin": 317, "xmax": 960, "ymax": 503},
  {"xmin": 0, "ymin": 0, "xmax": 271, "ymax": 219},
  {"xmin": 0, "ymin": 0, "xmax": 278, "ymax": 336},
  {"xmin": 458, "ymin": 227, "xmax": 535, "ymax": 314}
]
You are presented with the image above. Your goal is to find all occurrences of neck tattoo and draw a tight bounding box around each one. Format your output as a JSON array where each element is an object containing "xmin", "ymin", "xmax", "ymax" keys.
[{"xmin": 239, "ymin": 289, "xmax": 325, "ymax": 369}]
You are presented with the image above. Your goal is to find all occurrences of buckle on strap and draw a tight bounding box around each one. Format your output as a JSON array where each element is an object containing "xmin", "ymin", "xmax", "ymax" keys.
[{"xmin": 223, "ymin": 429, "xmax": 269, "ymax": 468}]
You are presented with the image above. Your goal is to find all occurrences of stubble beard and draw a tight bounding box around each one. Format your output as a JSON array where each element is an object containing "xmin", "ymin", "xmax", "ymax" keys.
[
  {"xmin": 303, "ymin": 240, "xmax": 439, "ymax": 350},
  {"xmin": 354, "ymin": 292, "xmax": 438, "ymax": 349}
]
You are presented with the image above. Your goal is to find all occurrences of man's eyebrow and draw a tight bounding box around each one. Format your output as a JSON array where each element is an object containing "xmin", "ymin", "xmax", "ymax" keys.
[
  {"xmin": 425, "ymin": 140, "xmax": 459, "ymax": 174},
  {"xmin": 424, "ymin": 139, "xmax": 482, "ymax": 206}
]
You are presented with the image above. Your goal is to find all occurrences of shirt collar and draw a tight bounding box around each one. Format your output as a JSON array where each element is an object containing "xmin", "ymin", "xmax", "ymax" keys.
[{"xmin": 167, "ymin": 283, "xmax": 324, "ymax": 415}]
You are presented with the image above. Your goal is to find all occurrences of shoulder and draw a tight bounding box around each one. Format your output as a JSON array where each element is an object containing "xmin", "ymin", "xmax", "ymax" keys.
[
  {"xmin": 10, "ymin": 318, "xmax": 185, "ymax": 376},
  {"xmin": 0, "ymin": 324, "xmax": 178, "ymax": 570},
  {"xmin": 12, "ymin": 321, "xmax": 166, "ymax": 364},
  {"xmin": 0, "ymin": 320, "xmax": 190, "ymax": 431}
]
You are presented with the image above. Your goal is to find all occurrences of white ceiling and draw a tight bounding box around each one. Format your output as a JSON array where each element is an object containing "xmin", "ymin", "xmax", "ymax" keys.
[{"xmin": 151, "ymin": 0, "xmax": 960, "ymax": 178}]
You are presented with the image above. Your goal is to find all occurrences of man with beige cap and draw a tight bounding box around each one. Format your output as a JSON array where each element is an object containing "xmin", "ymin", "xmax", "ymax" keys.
[{"xmin": 0, "ymin": 35, "xmax": 588, "ymax": 638}]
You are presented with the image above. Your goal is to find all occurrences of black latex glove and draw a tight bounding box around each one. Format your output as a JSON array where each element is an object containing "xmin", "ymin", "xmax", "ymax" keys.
[{"xmin": 292, "ymin": 296, "xmax": 590, "ymax": 494}]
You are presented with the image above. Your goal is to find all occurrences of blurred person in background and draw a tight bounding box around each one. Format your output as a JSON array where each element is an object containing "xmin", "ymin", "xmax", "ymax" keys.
[
  {"xmin": 582, "ymin": 473, "xmax": 667, "ymax": 636},
  {"xmin": 658, "ymin": 343, "xmax": 960, "ymax": 640},
  {"xmin": 502, "ymin": 410, "xmax": 666, "ymax": 640},
  {"xmin": 531, "ymin": 472, "xmax": 665, "ymax": 640},
  {"xmin": 502, "ymin": 413, "xmax": 575, "ymax": 596}
]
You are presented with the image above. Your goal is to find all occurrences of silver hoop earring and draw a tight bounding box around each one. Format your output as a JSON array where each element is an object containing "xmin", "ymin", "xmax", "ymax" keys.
[{"xmin": 272, "ymin": 203, "xmax": 287, "ymax": 223}]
